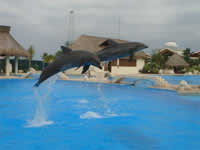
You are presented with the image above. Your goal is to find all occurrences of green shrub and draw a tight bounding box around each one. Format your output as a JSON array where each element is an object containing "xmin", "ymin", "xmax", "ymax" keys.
[
  {"xmin": 32, "ymin": 64, "xmax": 39, "ymax": 71},
  {"xmin": 142, "ymin": 62, "xmax": 160, "ymax": 74},
  {"xmin": 185, "ymin": 65, "xmax": 200, "ymax": 72}
]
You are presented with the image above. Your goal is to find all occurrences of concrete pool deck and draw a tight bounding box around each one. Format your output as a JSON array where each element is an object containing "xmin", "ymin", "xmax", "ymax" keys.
[{"xmin": 0, "ymin": 76, "xmax": 22, "ymax": 79}]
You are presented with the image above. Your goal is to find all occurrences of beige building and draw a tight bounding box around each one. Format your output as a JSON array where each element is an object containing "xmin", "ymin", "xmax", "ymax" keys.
[{"xmin": 66, "ymin": 35, "xmax": 149, "ymax": 75}]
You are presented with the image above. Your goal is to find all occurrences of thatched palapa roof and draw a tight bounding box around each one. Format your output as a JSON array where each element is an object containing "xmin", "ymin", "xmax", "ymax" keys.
[
  {"xmin": 70, "ymin": 35, "xmax": 126, "ymax": 52},
  {"xmin": 166, "ymin": 54, "xmax": 189, "ymax": 67},
  {"xmin": 0, "ymin": 25, "xmax": 29, "ymax": 57},
  {"xmin": 70, "ymin": 35, "xmax": 149, "ymax": 59}
]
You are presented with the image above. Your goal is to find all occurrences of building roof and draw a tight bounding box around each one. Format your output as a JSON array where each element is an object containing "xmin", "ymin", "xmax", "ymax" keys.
[
  {"xmin": 165, "ymin": 54, "xmax": 189, "ymax": 67},
  {"xmin": 191, "ymin": 51, "xmax": 200, "ymax": 57},
  {"xmin": 160, "ymin": 48, "xmax": 183, "ymax": 56},
  {"xmin": 0, "ymin": 25, "xmax": 29, "ymax": 57},
  {"xmin": 70, "ymin": 35, "xmax": 127, "ymax": 52},
  {"xmin": 70, "ymin": 35, "xmax": 149, "ymax": 59}
]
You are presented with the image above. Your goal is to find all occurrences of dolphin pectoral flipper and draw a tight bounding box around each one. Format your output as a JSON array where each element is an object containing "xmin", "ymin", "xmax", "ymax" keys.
[
  {"xmin": 82, "ymin": 65, "xmax": 90, "ymax": 74},
  {"xmin": 34, "ymin": 82, "xmax": 40, "ymax": 87},
  {"xmin": 61, "ymin": 46, "xmax": 72, "ymax": 54}
]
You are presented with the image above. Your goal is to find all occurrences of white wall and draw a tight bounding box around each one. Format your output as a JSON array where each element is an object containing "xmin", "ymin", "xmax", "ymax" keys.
[
  {"xmin": 112, "ymin": 66, "xmax": 139, "ymax": 74},
  {"xmin": 64, "ymin": 66, "xmax": 103, "ymax": 75},
  {"xmin": 111, "ymin": 59, "xmax": 145, "ymax": 75},
  {"xmin": 136, "ymin": 59, "xmax": 145, "ymax": 70}
]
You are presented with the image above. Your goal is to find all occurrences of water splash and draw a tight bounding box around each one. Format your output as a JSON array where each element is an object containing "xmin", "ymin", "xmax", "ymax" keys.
[
  {"xmin": 80, "ymin": 111, "xmax": 122, "ymax": 119},
  {"xmin": 26, "ymin": 75, "xmax": 57, "ymax": 128},
  {"xmin": 79, "ymin": 99, "xmax": 89, "ymax": 104},
  {"xmin": 97, "ymin": 83, "xmax": 114, "ymax": 115},
  {"xmin": 80, "ymin": 111, "xmax": 102, "ymax": 119}
]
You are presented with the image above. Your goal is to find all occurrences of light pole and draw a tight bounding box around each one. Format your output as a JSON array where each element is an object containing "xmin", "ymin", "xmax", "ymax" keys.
[{"xmin": 67, "ymin": 10, "xmax": 75, "ymax": 44}]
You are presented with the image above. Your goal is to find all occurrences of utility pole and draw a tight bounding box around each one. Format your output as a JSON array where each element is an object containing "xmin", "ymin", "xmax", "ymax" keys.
[{"xmin": 118, "ymin": 16, "xmax": 121, "ymax": 39}]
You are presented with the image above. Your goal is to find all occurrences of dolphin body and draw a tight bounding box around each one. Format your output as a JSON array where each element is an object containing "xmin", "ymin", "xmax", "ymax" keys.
[
  {"xmin": 96, "ymin": 39, "xmax": 148, "ymax": 62},
  {"xmin": 34, "ymin": 46, "xmax": 102, "ymax": 87}
]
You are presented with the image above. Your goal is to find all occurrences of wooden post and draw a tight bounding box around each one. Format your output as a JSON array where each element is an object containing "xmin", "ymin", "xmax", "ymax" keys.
[
  {"xmin": 15, "ymin": 56, "xmax": 19, "ymax": 74},
  {"xmin": 5, "ymin": 56, "xmax": 10, "ymax": 76}
]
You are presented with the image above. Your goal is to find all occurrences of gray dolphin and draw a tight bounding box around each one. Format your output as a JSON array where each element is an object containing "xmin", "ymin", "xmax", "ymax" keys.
[
  {"xmin": 96, "ymin": 39, "xmax": 148, "ymax": 62},
  {"xmin": 34, "ymin": 46, "xmax": 102, "ymax": 87}
]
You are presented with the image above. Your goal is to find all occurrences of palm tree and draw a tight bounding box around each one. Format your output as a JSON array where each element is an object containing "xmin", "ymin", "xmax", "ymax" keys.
[
  {"xmin": 46, "ymin": 54, "xmax": 54, "ymax": 63},
  {"xmin": 151, "ymin": 52, "xmax": 166, "ymax": 69},
  {"xmin": 55, "ymin": 50, "xmax": 62, "ymax": 58},
  {"xmin": 42, "ymin": 52, "xmax": 48, "ymax": 61},
  {"xmin": 42, "ymin": 53, "xmax": 54, "ymax": 63},
  {"xmin": 183, "ymin": 48, "xmax": 191, "ymax": 64},
  {"xmin": 28, "ymin": 45, "xmax": 35, "ymax": 69}
]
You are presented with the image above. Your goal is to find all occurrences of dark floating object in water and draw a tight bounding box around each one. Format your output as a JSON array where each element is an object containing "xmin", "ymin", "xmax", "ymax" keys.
[
  {"xmin": 96, "ymin": 39, "xmax": 148, "ymax": 62},
  {"xmin": 34, "ymin": 46, "xmax": 102, "ymax": 87}
]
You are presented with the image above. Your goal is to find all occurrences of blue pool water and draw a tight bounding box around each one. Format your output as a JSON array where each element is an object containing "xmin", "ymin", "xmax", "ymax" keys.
[
  {"xmin": 0, "ymin": 76, "xmax": 200, "ymax": 150},
  {"xmin": 159, "ymin": 75, "xmax": 200, "ymax": 85}
]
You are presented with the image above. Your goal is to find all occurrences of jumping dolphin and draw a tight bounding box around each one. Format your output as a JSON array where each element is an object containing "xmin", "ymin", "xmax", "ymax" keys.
[
  {"xmin": 34, "ymin": 46, "xmax": 102, "ymax": 87},
  {"xmin": 96, "ymin": 39, "xmax": 148, "ymax": 62}
]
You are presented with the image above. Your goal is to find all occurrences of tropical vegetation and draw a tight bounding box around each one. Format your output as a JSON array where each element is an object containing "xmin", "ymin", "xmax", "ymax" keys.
[
  {"xmin": 142, "ymin": 48, "xmax": 200, "ymax": 74},
  {"xmin": 141, "ymin": 52, "xmax": 169, "ymax": 73},
  {"xmin": 27, "ymin": 45, "xmax": 35, "ymax": 69}
]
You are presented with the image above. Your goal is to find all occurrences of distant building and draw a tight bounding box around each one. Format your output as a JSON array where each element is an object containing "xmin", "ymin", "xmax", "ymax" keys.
[
  {"xmin": 159, "ymin": 48, "xmax": 200, "ymax": 60},
  {"xmin": 159, "ymin": 48, "xmax": 183, "ymax": 56},
  {"xmin": 191, "ymin": 51, "xmax": 200, "ymax": 59},
  {"xmin": 69, "ymin": 35, "xmax": 149, "ymax": 74}
]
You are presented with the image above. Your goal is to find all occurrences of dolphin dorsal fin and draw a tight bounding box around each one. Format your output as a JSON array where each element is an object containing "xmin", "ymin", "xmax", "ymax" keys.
[
  {"xmin": 61, "ymin": 46, "xmax": 72, "ymax": 54},
  {"xmin": 99, "ymin": 39, "xmax": 118, "ymax": 47}
]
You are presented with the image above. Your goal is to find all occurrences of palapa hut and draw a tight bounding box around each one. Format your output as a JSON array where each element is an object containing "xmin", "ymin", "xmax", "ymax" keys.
[
  {"xmin": 0, "ymin": 25, "xmax": 29, "ymax": 76},
  {"xmin": 70, "ymin": 35, "xmax": 149, "ymax": 74},
  {"xmin": 165, "ymin": 54, "xmax": 189, "ymax": 73}
]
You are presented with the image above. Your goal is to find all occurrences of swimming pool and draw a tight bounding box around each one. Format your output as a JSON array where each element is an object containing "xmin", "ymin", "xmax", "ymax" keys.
[
  {"xmin": 159, "ymin": 75, "xmax": 200, "ymax": 85},
  {"xmin": 0, "ymin": 77, "xmax": 200, "ymax": 150}
]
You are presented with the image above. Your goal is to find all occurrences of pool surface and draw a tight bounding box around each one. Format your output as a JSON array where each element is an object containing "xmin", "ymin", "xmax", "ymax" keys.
[
  {"xmin": 0, "ymin": 76, "xmax": 200, "ymax": 150},
  {"xmin": 159, "ymin": 75, "xmax": 200, "ymax": 85}
]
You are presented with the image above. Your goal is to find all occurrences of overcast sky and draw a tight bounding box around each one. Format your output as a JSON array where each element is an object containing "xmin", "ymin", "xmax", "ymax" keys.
[{"xmin": 1, "ymin": 0, "xmax": 200, "ymax": 59}]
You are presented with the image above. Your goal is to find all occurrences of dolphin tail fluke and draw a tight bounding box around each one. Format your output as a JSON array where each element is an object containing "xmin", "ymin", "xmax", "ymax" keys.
[
  {"xmin": 82, "ymin": 65, "xmax": 90, "ymax": 74},
  {"xmin": 34, "ymin": 82, "xmax": 40, "ymax": 87}
]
